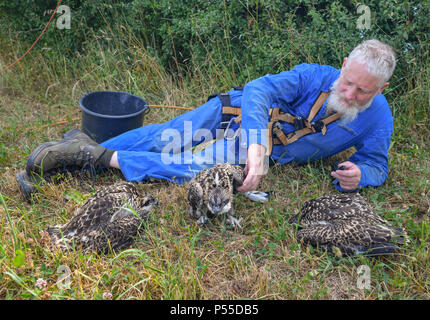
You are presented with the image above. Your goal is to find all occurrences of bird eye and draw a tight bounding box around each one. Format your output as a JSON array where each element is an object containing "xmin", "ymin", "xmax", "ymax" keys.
[{"xmin": 143, "ymin": 199, "xmax": 153, "ymax": 206}]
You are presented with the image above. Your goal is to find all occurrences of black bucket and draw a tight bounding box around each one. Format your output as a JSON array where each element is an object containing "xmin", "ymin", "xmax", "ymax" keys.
[{"xmin": 79, "ymin": 91, "xmax": 149, "ymax": 143}]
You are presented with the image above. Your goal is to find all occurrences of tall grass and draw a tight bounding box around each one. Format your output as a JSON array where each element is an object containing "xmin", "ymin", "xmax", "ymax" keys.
[{"xmin": 0, "ymin": 18, "xmax": 429, "ymax": 300}]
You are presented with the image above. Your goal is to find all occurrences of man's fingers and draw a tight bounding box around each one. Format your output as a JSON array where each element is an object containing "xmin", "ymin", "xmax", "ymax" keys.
[
  {"xmin": 331, "ymin": 163, "xmax": 360, "ymax": 178},
  {"xmin": 332, "ymin": 171, "xmax": 359, "ymax": 184},
  {"xmin": 332, "ymin": 169, "xmax": 356, "ymax": 178},
  {"xmin": 243, "ymin": 163, "xmax": 250, "ymax": 175},
  {"xmin": 339, "ymin": 182, "xmax": 357, "ymax": 190},
  {"xmin": 236, "ymin": 176, "xmax": 250, "ymax": 192},
  {"xmin": 237, "ymin": 173, "xmax": 260, "ymax": 192},
  {"xmin": 331, "ymin": 162, "xmax": 361, "ymax": 190}
]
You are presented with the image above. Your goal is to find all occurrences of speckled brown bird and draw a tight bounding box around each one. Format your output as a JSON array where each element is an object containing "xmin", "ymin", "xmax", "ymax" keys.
[
  {"xmin": 289, "ymin": 193, "xmax": 408, "ymax": 257},
  {"xmin": 47, "ymin": 182, "xmax": 157, "ymax": 253},
  {"xmin": 188, "ymin": 163, "xmax": 245, "ymax": 228}
]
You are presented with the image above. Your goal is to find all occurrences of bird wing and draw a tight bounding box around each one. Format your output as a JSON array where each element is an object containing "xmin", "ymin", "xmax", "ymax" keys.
[
  {"xmin": 301, "ymin": 194, "xmax": 371, "ymax": 212},
  {"xmin": 297, "ymin": 219, "xmax": 407, "ymax": 256},
  {"xmin": 188, "ymin": 179, "xmax": 204, "ymax": 208},
  {"xmin": 61, "ymin": 183, "xmax": 140, "ymax": 234},
  {"xmin": 300, "ymin": 195, "xmax": 376, "ymax": 223},
  {"xmin": 230, "ymin": 165, "xmax": 245, "ymax": 190}
]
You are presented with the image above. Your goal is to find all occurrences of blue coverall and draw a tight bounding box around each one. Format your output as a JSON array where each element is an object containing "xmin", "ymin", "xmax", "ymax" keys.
[{"xmin": 101, "ymin": 63, "xmax": 393, "ymax": 191}]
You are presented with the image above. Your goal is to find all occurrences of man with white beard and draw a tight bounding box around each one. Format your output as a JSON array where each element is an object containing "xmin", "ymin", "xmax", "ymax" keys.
[
  {"xmin": 19, "ymin": 39, "xmax": 396, "ymax": 198},
  {"xmin": 238, "ymin": 39, "xmax": 395, "ymax": 192}
]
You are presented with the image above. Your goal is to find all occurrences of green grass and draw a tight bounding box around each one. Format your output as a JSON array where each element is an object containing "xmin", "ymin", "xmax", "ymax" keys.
[{"xmin": 0, "ymin": 24, "xmax": 429, "ymax": 300}]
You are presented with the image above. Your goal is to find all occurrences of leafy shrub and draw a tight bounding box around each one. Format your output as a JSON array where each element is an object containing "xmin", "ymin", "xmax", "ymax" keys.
[{"xmin": 1, "ymin": 0, "xmax": 428, "ymax": 97}]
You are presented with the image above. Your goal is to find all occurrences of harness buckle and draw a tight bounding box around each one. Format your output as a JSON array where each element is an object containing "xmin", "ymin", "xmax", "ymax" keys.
[
  {"xmin": 293, "ymin": 116, "xmax": 306, "ymax": 130},
  {"xmin": 223, "ymin": 117, "xmax": 241, "ymax": 140},
  {"xmin": 220, "ymin": 121, "xmax": 230, "ymax": 130},
  {"xmin": 273, "ymin": 121, "xmax": 283, "ymax": 133},
  {"xmin": 311, "ymin": 120, "xmax": 325, "ymax": 133}
]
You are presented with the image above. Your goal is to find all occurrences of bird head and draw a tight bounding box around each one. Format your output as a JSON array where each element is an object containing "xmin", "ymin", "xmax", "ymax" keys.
[
  {"xmin": 207, "ymin": 187, "xmax": 232, "ymax": 218},
  {"xmin": 137, "ymin": 192, "xmax": 158, "ymax": 218}
]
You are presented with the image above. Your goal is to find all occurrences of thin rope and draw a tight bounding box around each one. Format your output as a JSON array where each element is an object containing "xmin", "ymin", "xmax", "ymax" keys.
[
  {"xmin": 0, "ymin": 0, "xmax": 62, "ymax": 74},
  {"xmin": 147, "ymin": 104, "xmax": 193, "ymax": 111}
]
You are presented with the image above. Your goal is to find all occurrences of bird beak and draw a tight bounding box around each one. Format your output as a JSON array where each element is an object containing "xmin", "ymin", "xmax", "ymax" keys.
[{"xmin": 207, "ymin": 207, "xmax": 220, "ymax": 218}]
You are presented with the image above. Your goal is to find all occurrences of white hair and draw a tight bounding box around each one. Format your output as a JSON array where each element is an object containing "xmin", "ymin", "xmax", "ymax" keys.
[{"xmin": 345, "ymin": 39, "xmax": 396, "ymax": 87}]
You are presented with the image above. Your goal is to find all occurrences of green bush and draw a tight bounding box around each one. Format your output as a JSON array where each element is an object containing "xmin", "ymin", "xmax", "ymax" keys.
[{"xmin": 1, "ymin": 0, "xmax": 428, "ymax": 97}]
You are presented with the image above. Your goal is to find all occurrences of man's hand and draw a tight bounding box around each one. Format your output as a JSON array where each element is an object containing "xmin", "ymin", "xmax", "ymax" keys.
[
  {"xmin": 236, "ymin": 143, "xmax": 267, "ymax": 192},
  {"xmin": 330, "ymin": 161, "xmax": 361, "ymax": 190}
]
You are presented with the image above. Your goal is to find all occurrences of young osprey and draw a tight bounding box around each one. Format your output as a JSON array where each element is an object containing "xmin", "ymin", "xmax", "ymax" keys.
[
  {"xmin": 188, "ymin": 163, "xmax": 245, "ymax": 228},
  {"xmin": 47, "ymin": 182, "xmax": 157, "ymax": 253},
  {"xmin": 289, "ymin": 193, "xmax": 409, "ymax": 257}
]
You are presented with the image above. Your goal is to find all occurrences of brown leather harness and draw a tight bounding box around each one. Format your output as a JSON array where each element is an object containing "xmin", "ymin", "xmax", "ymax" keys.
[{"xmin": 217, "ymin": 90, "xmax": 342, "ymax": 155}]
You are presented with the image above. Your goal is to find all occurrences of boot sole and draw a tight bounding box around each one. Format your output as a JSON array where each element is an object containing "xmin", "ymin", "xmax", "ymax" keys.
[{"xmin": 16, "ymin": 170, "xmax": 43, "ymax": 201}]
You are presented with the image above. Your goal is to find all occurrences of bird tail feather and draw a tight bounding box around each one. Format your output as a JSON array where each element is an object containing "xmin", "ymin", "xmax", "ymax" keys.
[
  {"xmin": 337, "ymin": 242, "xmax": 404, "ymax": 257},
  {"xmin": 46, "ymin": 225, "xmax": 73, "ymax": 250},
  {"xmin": 46, "ymin": 225, "xmax": 62, "ymax": 241}
]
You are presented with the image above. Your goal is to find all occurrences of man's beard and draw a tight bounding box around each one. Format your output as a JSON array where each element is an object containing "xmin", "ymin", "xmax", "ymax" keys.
[{"xmin": 325, "ymin": 79, "xmax": 374, "ymax": 123}]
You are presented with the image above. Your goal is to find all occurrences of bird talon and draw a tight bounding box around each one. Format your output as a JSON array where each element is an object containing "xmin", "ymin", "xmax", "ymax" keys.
[
  {"xmin": 197, "ymin": 216, "xmax": 209, "ymax": 225},
  {"xmin": 227, "ymin": 216, "xmax": 243, "ymax": 229}
]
